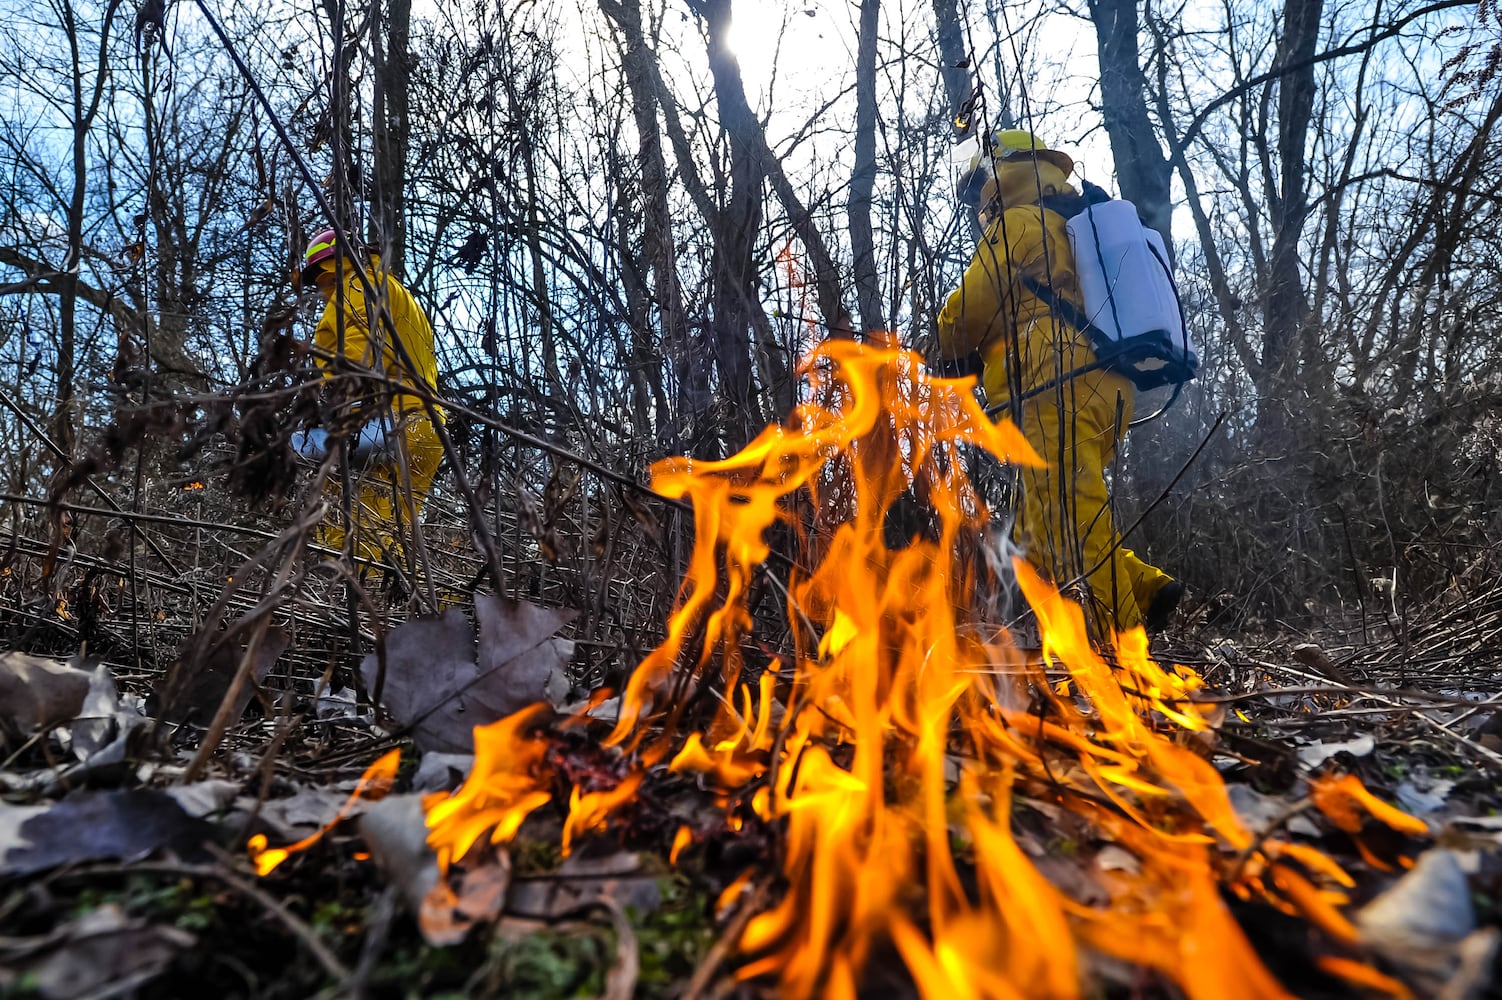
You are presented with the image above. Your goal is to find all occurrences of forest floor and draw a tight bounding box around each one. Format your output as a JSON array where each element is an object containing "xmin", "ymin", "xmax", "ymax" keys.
[{"xmin": 1, "ymin": 584, "xmax": 1500, "ymax": 999}]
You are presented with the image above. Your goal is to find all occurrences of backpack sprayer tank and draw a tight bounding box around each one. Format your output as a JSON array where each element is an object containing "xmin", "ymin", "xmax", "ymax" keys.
[{"xmin": 1065, "ymin": 200, "xmax": 1198, "ymax": 391}]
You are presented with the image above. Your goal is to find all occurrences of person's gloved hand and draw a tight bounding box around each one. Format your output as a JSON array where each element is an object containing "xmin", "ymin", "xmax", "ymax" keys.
[
  {"xmin": 934, "ymin": 353, "xmax": 984, "ymax": 380},
  {"xmin": 290, "ymin": 427, "xmax": 330, "ymax": 461},
  {"xmin": 1081, "ymin": 178, "xmax": 1113, "ymax": 206}
]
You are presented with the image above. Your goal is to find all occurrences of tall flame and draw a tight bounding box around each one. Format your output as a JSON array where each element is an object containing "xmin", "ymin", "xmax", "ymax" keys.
[{"xmin": 406, "ymin": 340, "xmax": 1419, "ymax": 996}]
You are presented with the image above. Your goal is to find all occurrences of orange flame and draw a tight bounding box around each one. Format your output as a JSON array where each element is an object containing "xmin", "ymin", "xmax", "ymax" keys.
[
  {"xmin": 423, "ymin": 703, "xmax": 554, "ymax": 869},
  {"xmin": 247, "ymin": 748, "xmax": 400, "ymax": 875},
  {"xmin": 670, "ymin": 824, "xmax": 694, "ymax": 864},
  {"xmin": 1310, "ymin": 773, "xmax": 1430, "ymax": 838},
  {"xmin": 251, "ymin": 340, "xmax": 1423, "ymax": 997}
]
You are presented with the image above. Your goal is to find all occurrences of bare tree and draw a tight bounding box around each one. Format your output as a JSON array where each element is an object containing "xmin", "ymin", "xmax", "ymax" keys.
[
  {"xmin": 370, "ymin": 0, "xmax": 413, "ymax": 270},
  {"xmin": 598, "ymin": 0, "xmax": 696, "ymax": 439},
  {"xmin": 1087, "ymin": 0, "xmax": 1174, "ymax": 255},
  {"xmin": 849, "ymin": 0, "xmax": 886, "ymax": 334},
  {"xmin": 687, "ymin": 0, "xmax": 855, "ymax": 340},
  {"xmin": 1259, "ymin": 0, "xmax": 1323, "ymax": 389}
]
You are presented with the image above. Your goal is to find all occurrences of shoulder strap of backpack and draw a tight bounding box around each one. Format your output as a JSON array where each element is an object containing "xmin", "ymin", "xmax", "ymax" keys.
[{"xmin": 1018, "ymin": 273, "xmax": 1104, "ymax": 344}]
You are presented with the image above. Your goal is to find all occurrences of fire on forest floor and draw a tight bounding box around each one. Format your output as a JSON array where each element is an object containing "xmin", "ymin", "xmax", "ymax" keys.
[
  {"xmin": 246, "ymin": 340, "xmax": 1498, "ymax": 998},
  {"xmin": 3, "ymin": 341, "xmax": 1500, "ymax": 999}
]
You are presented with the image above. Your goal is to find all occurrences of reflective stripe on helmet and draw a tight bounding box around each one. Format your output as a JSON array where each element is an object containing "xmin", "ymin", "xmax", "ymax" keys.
[
  {"xmin": 302, "ymin": 228, "xmax": 340, "ymax": 276},
  {"xmin": 304, "ymin": 237, "xmax": 336, "ymax": 263}
]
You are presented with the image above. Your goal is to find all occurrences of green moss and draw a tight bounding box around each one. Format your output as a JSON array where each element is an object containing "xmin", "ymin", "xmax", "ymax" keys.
[
  {"xmin": 510, "ymin": 837, "xmax": 564, "ymax": 876},
  {"xmin": 487, "ymin": 927, "xmax": 611, "ymax": 998},
  {"xmin": 633, "ymin": 875, "xmax": 715, "ymax": 992},
  {"xmin": 69, "ymin": 877, "xmax": 221, "ymax": 933}
]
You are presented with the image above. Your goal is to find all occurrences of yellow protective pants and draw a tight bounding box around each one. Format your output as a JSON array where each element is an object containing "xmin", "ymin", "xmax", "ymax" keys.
[
  {"xmin": 1014, "ymin": 368, "xmax": 1172, "ymax": 633},
  {"xmin": 319, "ymin": 412, "xmax": 444, "ymax": 564}
]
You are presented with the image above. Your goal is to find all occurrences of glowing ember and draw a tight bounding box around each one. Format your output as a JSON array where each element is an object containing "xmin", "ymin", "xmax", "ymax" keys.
[{"xmin": 253, "ymin": 340, "xmax": 1424, "ymax": 996}]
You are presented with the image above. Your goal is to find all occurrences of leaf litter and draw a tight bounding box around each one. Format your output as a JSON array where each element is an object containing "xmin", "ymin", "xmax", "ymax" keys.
[{"xmin": 2, "ymin": 589, "xmax": 1501, "ymax": 997}]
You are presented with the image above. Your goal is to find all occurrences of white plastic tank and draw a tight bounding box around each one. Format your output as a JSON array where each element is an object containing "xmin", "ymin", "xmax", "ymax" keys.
[{"xmin": 1066, "ymin": 200, "xmax": 1189, "ymax": 354}]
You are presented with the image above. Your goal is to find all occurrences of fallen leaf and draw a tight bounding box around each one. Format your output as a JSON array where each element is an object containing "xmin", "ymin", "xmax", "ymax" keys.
[
  {"xmin": 1296, "ymin": 734, "xmax": 1375, "ymax": 768},
  {"xmin": 506, "ymin": 850, "xmax": 661, "ymax": 919},
  {"xmin": 360, "ymin": 597, "xmax": 576, "ymax": 753},
  {"xmin": 1227, "ymin": 784, "xmax": 1283, "ymax": 834},
  {"xmin": 0, "ymin": 803, "xmax": 46, "ymax": 861},
  {"xmin": 0, "ymin": 790, "xmax": 215, "ymax": 877},
  {"xmin": 313, "ymin": 683, "xmax": 365, "ymax": 720},
  {"xmin": 254, "ymin": 787, "xmax": 369, "ymax": 835},
  {"xmin": 1227, "ymin": 784, "xmax": 1321, "ymax": 838},
  {"xmin": 358, "ymin": 794, "xmax": 439, "ymax": 913},
  {"xmin": 475, "ymin": 593, "xmax": 574, "ymax": 709},
  {"xmin": 1358, "ymin": 850, "xmax": 1485, "ymax": 996},
  {"xmin": 164, "ymin": 780, "xmax": 241, "ymax": 819},
  {"xmin": 421, "ymin": 854, "xmax": 512, "ymax": 945},
  {"xmin": 67, "ymin": 665, "xmax": 122, "ymax": 760},
  {"xmin": 412, "ymin": 752, "xmax": 475, "ymax": 792},
  {"xmin": 0, "ymin": 651, "xmax": 91, "ymax": 743},
  {"xmin": 0, "ymin": 903, "xmax": 194, "ymax": 1000},
  {"xmin": 158, "ymin": 627, "xmax": 288, "ymax": 727},
  {"xmin": 2, "ymin": 659, "xmax": 146, "ymax": 778},
  {"xmin": 247, "ymin": 751, "xmax": 400, "ymax": 875},
  {"xmin": 1359, "ymin": 849, "xmax": 1475, "ymax": 947},
  {"xmin": 1396, "ymin": 777, "xmax": 1457, "ymax": 816}
]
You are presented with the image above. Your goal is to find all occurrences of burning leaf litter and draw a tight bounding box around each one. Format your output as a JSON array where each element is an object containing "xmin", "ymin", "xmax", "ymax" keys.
[{"xmin": 252, "ymin": 341, "xmax": 1450, "ymax": 997}]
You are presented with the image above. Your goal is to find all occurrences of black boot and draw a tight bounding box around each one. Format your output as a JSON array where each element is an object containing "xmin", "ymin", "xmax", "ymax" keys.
[{"xmin": 1144, "ymin": 581, "xmax": 1184, "ymax": 634}]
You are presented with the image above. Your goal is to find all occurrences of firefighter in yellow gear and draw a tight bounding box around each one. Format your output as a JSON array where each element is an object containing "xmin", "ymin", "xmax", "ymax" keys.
[
  {"xmin": 298, "ymin": 229, "xmax": 444, "ymax": 563},
  {"xmin": 936, "ymin": 130, "xmax": 1180, "ymax": 634}
]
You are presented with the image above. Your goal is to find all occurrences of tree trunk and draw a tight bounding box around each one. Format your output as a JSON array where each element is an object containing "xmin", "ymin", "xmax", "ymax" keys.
[
  {"xmin": 53, "ymin": 0, "xmax": 113, "ymax": 457},
  {"xmin": 848, "ymin": 0, "xmax": 885, "ymax": 335},
  {"xmin": 1087, "ymin": 0, "xmax": 1174, "ymax": 259},
  {"xmin": 1260, "ymin": 0, "xmax": 1323, "ymax": 381},
  {"xmin": 370, "ymin": 0, "xmax": 412, "ymax": 271},
  {"xmin": 930, "ymin": 0, "xmax": 972, "ymax": 128},
  {"xmin": 696, "ymin": 0, "xmax": 763, "ymax": 445},
  {"xmin": 691, "ymin": 0, "xmax": 854, "ymax": 340},
  {"xmin": 636, "ymin": 23, "xmax": 791, "ymax": 415}
]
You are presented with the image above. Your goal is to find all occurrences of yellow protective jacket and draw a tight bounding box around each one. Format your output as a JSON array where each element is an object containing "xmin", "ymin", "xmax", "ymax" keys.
[
  {"xmin": 937, "ymin": 161, "xmax": 1174, "ymax": 633},
  {"xmin": 313, "ymin": 255, "xmax": 443, "ymax": 422},
  {"xmin": 936, "ymin": 161, "xmax": 1097, "ymax": 408}
]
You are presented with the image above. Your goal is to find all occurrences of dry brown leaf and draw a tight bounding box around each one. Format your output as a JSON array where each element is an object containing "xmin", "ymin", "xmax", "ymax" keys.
[
  {"xmin": 0, "ymin": 651, "xmax": 91, "ymax": 742},
  {"xmin": 360, "ymin": 597, "xmax": 575, "ymax": 753},
  {"xmin": 158, "ymin": 627, "xmax": 288, "ymax": 727},
  {"xmin": 420, "ymin": 850, "xmax": 512, "ymax": 946},
  {"xmin": 1290, "ymin": 642, "xmax": 1357, "ymax": 686},
  {"xmin": 361, "ymin": 796, "xmax": 513, "ymax": 949},
  {"xmin": 0, "ymin": 903, "xmax": 194, "ymax": 1000}
]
